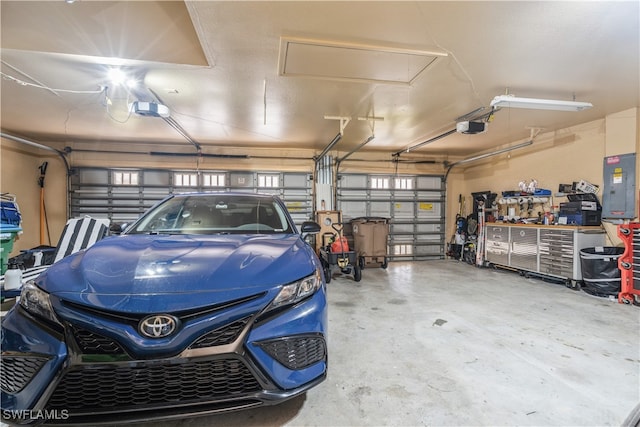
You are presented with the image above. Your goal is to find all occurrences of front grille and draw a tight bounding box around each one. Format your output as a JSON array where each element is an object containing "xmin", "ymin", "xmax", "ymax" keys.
[
  {"xmin": 257, "ymin": 335, "xmax": 326, "ymax": 370},
  {"xmin": 46, "ymin": 358, "xmax": 261, "ymax": 412},
  {"xmin": 190, "ymin": 316, "xmax": 251, "ymax": 349},
  {"xmin": 1, "ymin": 355, "xmax": 49, "ymax": 393},
  {"xmin": 72, "ymin": 327, "xmax": 126, "ymax": 355}
]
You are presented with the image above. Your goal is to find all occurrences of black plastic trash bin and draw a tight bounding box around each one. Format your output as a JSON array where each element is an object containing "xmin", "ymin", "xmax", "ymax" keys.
[{"xmin": 579, "ymin": 247, "xmax": 624, "ymax": 297}]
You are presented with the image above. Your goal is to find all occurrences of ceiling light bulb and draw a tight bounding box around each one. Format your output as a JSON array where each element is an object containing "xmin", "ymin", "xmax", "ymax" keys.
[{"xmin": 107, "ymin": 68, "xmax": 126, "ymax": 85}]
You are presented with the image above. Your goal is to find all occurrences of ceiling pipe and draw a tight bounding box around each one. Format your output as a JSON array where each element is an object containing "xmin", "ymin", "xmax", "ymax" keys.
[
  {"xmin": 443, "ymin": 139, "xmax": 534, "ymax": 182},
  {"xmin": 315, "ymin": 116, "xmax": 351, "ymax": 163},
  {"xmin": 1, "ymin": 132, "xmax": 72, "ymax": 220},
  {"xmin": 336, "ymin": 135, "xmax": 375, "ymax": 164},
  {"xmin": 314, "ymin": 132, "xmax": 342, "ymax": 163},
  {"xmin": 393, "ymin": 129, "xmax": 457, "ymax": 158},
  {"xmin": 1, "ymin": 132, "xmax": 70, "ymax": 173}
]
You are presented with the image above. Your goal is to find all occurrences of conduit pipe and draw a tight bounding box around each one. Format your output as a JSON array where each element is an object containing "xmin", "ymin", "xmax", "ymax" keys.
[
  {"xmin": 1, "ymin": 132, "xmax": 71, "ymax": 220},
  {"xmin": 314, "ymin": 132, "xmax": 342, "ymax": 163},
  {"xmin": 443, "ymin": 139, "xmax": 533, "ymax": 182}
]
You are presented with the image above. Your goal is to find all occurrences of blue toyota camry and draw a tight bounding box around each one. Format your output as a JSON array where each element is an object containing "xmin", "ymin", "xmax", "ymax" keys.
[{"xmin": 1, "ymin": 192, "xmax": 327, "ymax": 426}]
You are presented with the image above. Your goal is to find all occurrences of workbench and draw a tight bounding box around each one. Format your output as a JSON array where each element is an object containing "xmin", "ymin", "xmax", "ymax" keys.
[{"xmin": 484, "ymin": 222, "xmax": 605, "ymax": 286}]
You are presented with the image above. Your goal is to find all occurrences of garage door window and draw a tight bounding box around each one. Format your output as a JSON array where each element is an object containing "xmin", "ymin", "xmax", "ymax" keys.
[
  {"xmin": 174, "ymin": 173, "xmax": 198, "ymax": 187},
  {"xmin": 203, "ymin": 173, "xmax": 225, "ymax": 187},
  {"xmin": 371, "ymin": 177, "xmax": 389, "ymax": 189},
  {"xmin": 258, "ymin": 174, "xmax": 279, "ymax": 188},
  {"xmin": 113, "ymin": 171, "xmax": 139, "ymax": 185},
  {"xmin": 395, "ymin": 177, "xmax": 413, "ymax": 190}
]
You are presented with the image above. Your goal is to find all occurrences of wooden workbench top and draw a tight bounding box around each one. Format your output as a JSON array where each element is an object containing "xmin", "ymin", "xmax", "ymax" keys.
[{"xmin": 486, "ymin": 222, "xmax": 604, "ymax": 231}]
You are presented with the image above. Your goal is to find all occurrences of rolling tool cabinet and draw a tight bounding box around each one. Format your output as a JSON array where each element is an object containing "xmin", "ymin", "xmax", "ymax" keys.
[
  {"xmin": 616, "ymin": 223, "xmax": 640, "ymax": 304},
  {"xmin": 484, "ymin": 223, "xmax": 605, "ymax": 286}
]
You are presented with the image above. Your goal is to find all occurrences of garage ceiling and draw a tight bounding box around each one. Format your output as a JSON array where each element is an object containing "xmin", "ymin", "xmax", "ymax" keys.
[{"xmin": 1, "ymin": 1, "xmax": 638, "ymax": 162}]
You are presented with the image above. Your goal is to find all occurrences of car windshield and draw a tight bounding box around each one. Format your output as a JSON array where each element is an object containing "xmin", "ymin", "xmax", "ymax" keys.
[{"xmin": 127, "ymin": 194, "xmax": 294, "ymax": 235}]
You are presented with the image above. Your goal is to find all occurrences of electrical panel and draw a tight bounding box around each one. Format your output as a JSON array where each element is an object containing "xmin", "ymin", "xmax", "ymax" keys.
[{"xmin": 602, "ymin": 153, "xmax": 636, "ymax": 220}]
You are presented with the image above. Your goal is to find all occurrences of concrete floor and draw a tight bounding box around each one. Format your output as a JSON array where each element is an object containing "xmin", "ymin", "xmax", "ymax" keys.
[
  {"xmin": 3, "ymin": 260, "xmax": 639, "ymax": 426},
  {"xmin": 130, "ymin": 260, "xmax": 639, "ymax": 427}
]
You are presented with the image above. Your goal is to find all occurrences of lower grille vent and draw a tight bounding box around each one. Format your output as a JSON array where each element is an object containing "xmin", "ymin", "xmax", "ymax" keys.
[
  {"xmin": 47, "ymin": 358, "xmax": 261, "ymax": 412},
  {"xmin": 1, "ymin": 355, "xmax": 48, "ymax": 394},
  {"xmin": 257, "ymin": 335, "xmax": 326, "ymax": 370}
]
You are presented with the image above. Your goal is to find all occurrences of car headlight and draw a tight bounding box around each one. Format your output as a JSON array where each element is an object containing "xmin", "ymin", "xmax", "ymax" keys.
[
  {"xmin": 19, "ymin": 281, "xmax": 61, "ymax": 325},
  {"xmin": 269, "ymin": 269, "xmax": 323, "ymax": 310}
]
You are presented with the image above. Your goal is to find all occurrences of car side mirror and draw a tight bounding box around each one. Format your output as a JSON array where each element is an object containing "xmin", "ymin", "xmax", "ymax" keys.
[
  {"xmin": 109, "ymin": 223, "xmax": 127, "ymax": 235},
  {"xmin": 300, "ymin": 221, "xmax": 321, "ymax": 241}
]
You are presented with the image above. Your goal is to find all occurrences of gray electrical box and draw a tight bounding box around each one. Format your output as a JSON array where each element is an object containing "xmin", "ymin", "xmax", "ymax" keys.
[{"xmin": 602, "ymin": 153, "xmax": 636, "ymax": 219}]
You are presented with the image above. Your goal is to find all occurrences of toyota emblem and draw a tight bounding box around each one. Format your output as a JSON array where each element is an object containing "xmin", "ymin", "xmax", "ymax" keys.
[{"xmin": 139, "ymin": 314, "xmax": 179, "ymax": 338}]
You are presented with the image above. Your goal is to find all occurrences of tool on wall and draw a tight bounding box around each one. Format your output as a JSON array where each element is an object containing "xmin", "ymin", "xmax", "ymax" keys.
[{"xmin": 38, "ymin": 161, "xmax": 51, "ymax": 245}]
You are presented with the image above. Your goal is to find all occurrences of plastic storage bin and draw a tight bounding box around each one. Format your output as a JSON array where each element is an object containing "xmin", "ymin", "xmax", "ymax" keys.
[
  {"xmin": 351, "ymin": 217, "xmax": 389, "ymax": 269},
  {"xmin": 1, "ymin": 196, "xmax": 22, "ymax": 275},
  {"xmin": 579, "ymin": 247, "xmax": 624, "ymax": 297},
  {"xmin": 1, "ymin": 224, "xmax": 21, "ymax": 275}
]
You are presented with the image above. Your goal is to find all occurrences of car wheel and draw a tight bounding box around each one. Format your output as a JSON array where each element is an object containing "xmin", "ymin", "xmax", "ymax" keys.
[
  {"xmin": 358, "ymin": 256, "xmax": 365, "ymax": 270},
  {"xmin": 381, "ymin": 257, "xmax": 388, "ymax": 269},
  {"xmin": 354, "ymin": 265, "xmax": 362, "ymax": 282}
]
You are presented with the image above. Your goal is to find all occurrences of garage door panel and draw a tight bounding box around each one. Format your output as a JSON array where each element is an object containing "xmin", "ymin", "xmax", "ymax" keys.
[
  {"xmin": 229, "ymin": 173, "xmax": 254, "ymax": 188},
  {"xmin": 340, "ymin": 201, "xmax": 367, "ymax": 220},
  {"xmin": 392, "ymin": 202, "xmax": 415, "ymax": 218},
  {"xmin": 417, "ymin": 201, "xmax": 441, "ymax": 219},
  {"xmin": 143, "ymin": 171, "xmax": 170, "ymax": 186},
  {"xmin": 78, "ymin": 169, "xmax": 109, "ymax": 185},
  {"xmin": 283, "ymin": 173, "xmax": 308, "ymax": 188},
  {"xmin": 417, "ymin": 176, "xmax": 442, "ymax": 190},
  {"xmin": 340, "ymin": 175, "xmax": 368, "ymax": 188},
  {"xmin": 369, "ymin": 201, "xmax": 391, "ymax": 217},
  {"xmin": 416, "ymin": 223, "xmax": 441, "ymax": 234}
]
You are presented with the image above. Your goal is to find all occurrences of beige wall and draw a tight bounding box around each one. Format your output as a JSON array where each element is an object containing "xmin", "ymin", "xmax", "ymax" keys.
[{"xmin": 0, "ymin": 138, "xmax": 68, "ymax": 255}]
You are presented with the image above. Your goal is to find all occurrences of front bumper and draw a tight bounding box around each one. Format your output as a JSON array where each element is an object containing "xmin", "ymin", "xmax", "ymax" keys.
[{"xmin": 1, "ymin": 288, "xmax": 327, "ymax": 426}]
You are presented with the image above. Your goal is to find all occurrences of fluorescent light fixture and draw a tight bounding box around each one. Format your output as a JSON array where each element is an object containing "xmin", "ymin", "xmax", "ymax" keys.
[{"xmin": 490, "ymin": 95, "xmax": 592, "ymax": 111}]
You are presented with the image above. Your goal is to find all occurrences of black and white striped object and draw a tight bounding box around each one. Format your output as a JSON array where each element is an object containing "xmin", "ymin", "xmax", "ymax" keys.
[{"xmin": 53, "ymin": 217, "xmax": 110, "ymax": 263}]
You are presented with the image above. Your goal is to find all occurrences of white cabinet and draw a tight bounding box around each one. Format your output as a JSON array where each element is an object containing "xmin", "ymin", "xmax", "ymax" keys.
[{"xmin": 485, "ymin": 223, "xmax": 605, "ymax": 283}]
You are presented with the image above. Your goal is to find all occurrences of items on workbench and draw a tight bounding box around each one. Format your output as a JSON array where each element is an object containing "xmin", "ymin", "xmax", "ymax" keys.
[{"xmin": 558, "ymin": 193, "xmax": 602, "ymax": 226}]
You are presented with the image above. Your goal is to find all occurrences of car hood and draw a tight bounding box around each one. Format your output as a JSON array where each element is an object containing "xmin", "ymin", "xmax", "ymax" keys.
[{"xmin": 39, "ymin": 234, "xmax": 319, "ymax": 312}]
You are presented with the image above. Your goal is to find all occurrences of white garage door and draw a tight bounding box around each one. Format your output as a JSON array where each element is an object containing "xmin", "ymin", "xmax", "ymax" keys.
[
  {"xmin": 337, "ymin": 173, "xmax": 445, "ymax": 261},
  {"xmin": 69, "ymin": 167, "xmax": 313, "ymax": 227}
]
